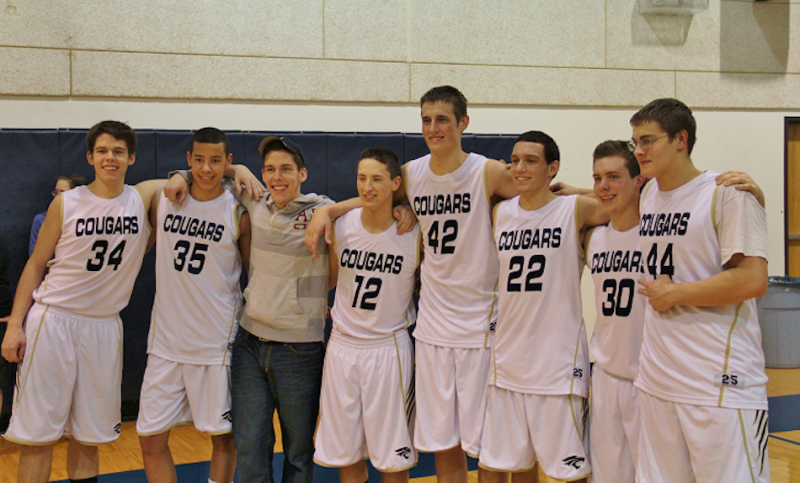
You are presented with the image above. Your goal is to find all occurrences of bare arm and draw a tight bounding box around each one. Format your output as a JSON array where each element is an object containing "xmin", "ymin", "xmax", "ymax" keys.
[
  {"xmin": 1, "ymin": 196, "xmax": 63, "ymax": 362},
  {"xmin": 238, "ymin": 212, "xmax": 251, "ymax": 274},
  {"xmin": 328, "ymin": 223, "xmax": 339, "ymax": 291},
  {"xmin": 486, "ymin": 159, "xmax": 517, "ymax": 200},
  {"xmin": 135, "ymin": 179, "xmax": 167, "ymax": 215},
  {"xmin": 576, "ymin": 194, "xmax": 609, "ymax": 230},
  {"xmin": 304, "ymin": 198, "xmax": 363, "ymax": 257},
  {"xmin": 225, "ymin": 165, "xmax": 265, "ymax": 200},
  {"xmin": 550, "ymin": 181, "xmax": 592, "ymax": 197},
  {"xmin": 146, "ymin": 187, "xmax": 161, "ymax": 252},
  {"xmin": 638, "ymin": 255, "xmax": 767, "ymax": 312},
  {"xmin": 163, "ymin": 165, "xmax": 265, "ymax": 205}
]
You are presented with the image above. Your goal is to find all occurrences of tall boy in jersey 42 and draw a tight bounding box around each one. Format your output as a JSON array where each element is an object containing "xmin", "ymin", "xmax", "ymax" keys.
[
  {"xmin": 479, "ymin": 131, "xmax": 605, "ymax": 483},
  {"xmin": 314, "ymin": 147, "xmax": 420, "ymax": 483},
  {"xmin": 137, "ymin": 128, "xmax": 251, "ymax": 483},
  {"xmin": 306, "ymin": 86, "xmax": 517, "ymax": 483},
  {"xmin": 631, "ymin": 99, "xmax": 770, "ymax": 483}
]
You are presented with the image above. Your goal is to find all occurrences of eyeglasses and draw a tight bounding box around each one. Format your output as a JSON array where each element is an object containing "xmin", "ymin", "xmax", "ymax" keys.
[{"xmin": 628, "ymin": 134, "xmax": 668, "ymax": 153}]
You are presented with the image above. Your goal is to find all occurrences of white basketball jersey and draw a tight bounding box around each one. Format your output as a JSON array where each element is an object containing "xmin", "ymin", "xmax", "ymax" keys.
[
  {"xmin": 492, "ymin": 195, "xmax": 590, "ymax": 397},
  {"xmin": 330, "ymin": 209, "xmax": 420, "ymax": 339},
  {"xmin": 148, "ymin": 191, "xmax": 243, "ymax": 366},
  {"xmin": 586, "ymin": 224, "xmax": 646, "ymax": 381},
  {"xmin": 34, "ymin": 185, "xmax": 150, "ymax": 316},
  {"xmin": 404, "ymin": 153, "xmax": 499, "ymax": 348},
  {"xmin": 636, "ymin": 171, "xmax": 768, "ymax": 410}
]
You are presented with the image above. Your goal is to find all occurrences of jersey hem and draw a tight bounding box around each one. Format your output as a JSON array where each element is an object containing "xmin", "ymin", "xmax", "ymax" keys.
[
  {"xmin": 412, "ymin": 333, "xmax": 493, "ymax": 349},
  {"xmin": 635, "ymin": 381, "xmax": 769, "ymax": 410},
  {"xmin": 147, "ymin": 350, "xmax": 231, "ymax": 367},
  {"xmin": 493, "ymin": 380, "xmax": 589, "ymax": 399}
]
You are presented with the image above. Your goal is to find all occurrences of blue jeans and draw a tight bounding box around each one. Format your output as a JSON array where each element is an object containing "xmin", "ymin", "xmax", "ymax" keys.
[{"xmin": 231, "ymin": 329, "xmax": 324, "ymax": 483}]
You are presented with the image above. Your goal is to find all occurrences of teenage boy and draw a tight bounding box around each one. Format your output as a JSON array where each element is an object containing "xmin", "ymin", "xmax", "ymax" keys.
[
  {"xmin": 314, "ymin": 147, "xmax": 420, "ymax": 483},
  {"xmin": 137, "ymin": 128, "xmax": 251, "ymax": 483},
  {"xmin": 631, "ymin": 98, "xmax": 769, "ymax": 483},
  {"xmin": 584, "ymin": 141, "xmax": 646, "ymax": 483},
  {"xmin": 479, "ymin": 131, "xmax": 605, "ymax": 483},
  {"xmin": 307, "ymin": 86, "xmax": 517, "ymax": 483},
  {"xmin": 1, "ymin": 121, "xmax": 165, "ymax": 483}
]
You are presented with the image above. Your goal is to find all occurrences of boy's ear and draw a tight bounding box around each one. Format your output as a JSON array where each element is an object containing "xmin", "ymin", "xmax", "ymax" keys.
[{"xmin": 299, "ymin": 167, "xmax": 308, "ymax": 183}]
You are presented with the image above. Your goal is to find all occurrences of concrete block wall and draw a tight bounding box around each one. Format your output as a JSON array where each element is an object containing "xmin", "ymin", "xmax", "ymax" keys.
[{"xmin": 1, "ymin": 0, "xmax": 798, "ymax": 108}]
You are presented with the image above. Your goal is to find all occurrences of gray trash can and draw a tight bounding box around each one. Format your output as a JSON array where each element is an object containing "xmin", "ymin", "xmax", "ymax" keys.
[{"xmin": 757, "ymin": 276, "xmax": 800, "ymax": 368}]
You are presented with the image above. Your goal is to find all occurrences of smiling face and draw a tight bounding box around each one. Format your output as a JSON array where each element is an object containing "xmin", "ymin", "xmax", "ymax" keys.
[
  {"xmin": 187, "ymin": 141, "xmax": 231, "ymax": 200},
  {"xmin": 87, "ymin": 133, "xmax": 135, "ymax": 186},
  {"xmin": 593, "ymin": 155, "xmax": 643, "ymax": 220},
  {"xmin": 357, "ymin": 158, "xmax": 401, "ymax": 212},
  {"xmin": 510, "ymin": 141, "xmax": 558, "ymax": 196},
  {"xmin": 262, "ymin": 150, "xmax": 307, "ymax": 209},
  {"xmin": 421, "ymin": 101, "xmax": 468, "ymax": 157}
]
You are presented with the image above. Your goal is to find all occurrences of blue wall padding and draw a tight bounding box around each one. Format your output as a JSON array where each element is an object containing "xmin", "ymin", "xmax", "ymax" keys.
[{"xmin": 0, "ymin": 129, "xmax": 518, "ymax": 415}]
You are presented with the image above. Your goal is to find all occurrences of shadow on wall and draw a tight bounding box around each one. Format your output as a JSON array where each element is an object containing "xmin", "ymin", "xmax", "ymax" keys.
[
  {"xmin": 629, "ymin": 0, "xmax": 791, "ymax": 71},
  {"xmin": 631, "ymin": 0, "xmax": 696, "ymax": 47},
  {"xmin": 720, "ymin": 1, "xmax": 789, "ymax": 74}
]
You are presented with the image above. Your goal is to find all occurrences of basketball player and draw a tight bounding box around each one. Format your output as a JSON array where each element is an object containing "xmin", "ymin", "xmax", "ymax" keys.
[
  {"xmin": 137, "ymin": 127, "xmax": 251, "ymax": 483},
  {"xmin": 1, "ymin": 121, "xmax": 167, "ymax": 483},
  {"xmin": 479, "ymin": 131, "xmax": 606, "ymax": 483},
  {"xmin": 584, "ymin": 141, "xmax": 646, "ymax": 483},
  {"xmin": 306, "ymin": 86, "xmax": 517, "ymax": 483},
  {"xmin": 314, "ymin": 147, "xmax": 420, "ymax": 483},
  {"xmin": 631, "ymin": 98, "xmax": 769, "ymax": 482}
]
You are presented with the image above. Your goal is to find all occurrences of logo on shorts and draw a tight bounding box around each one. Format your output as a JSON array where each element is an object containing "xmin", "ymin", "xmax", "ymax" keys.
[
  {"xmin": 395, "ymin": 447, "xmax": 411, "ymax": 459},
  {"xmin": 572, "ymin": 368, "xmax": 583, "ymax": 379},
  {"xmin": 562, "ymin": 455, "xmax": 585, "ymax": 470},
  {"xmin": 222, "ymin": 411, "xmax": 232, "ymax": 423},
  {"xmin": 113, "ymin": 423, "xmax": 121, "ymax": 434},
  {"xmin": 489, "ymin": 321, "xmax": 497, "ymax": 332},
  {"xmin": 226, "ymin": 341, "xmax": 234, "ymax": 350}
]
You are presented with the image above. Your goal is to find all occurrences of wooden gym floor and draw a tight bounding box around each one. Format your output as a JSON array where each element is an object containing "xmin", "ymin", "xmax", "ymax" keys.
[{"xmin": 1, "ymin": 367, "xmax": 798, "ymax": 482}]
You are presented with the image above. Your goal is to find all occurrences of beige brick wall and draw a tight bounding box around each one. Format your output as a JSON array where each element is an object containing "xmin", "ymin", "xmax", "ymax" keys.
[{"xmin": 1, "ymin": 0, "xmax": 799, "ymax": 108}]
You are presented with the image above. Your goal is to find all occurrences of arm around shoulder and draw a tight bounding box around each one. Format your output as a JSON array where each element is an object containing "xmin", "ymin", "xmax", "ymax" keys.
[
  {"xmin": 486, "ymin": 159, "xmax": 517, "ymax": 201},
  {"xmin": 576, "ymin": 194, "xmax": 609, "ymax": 230},
  {"xmin": 238, "ymin": 211, "xmax": 252, "ymax": 274}
]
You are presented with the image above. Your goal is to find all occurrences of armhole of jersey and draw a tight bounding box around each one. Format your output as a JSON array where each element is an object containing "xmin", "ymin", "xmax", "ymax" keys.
[
  {"xmin": 492, "ymin": 202, "xmax": 501, "ymax": 237},
  {"xmin": 711, "ymin": 185, "xmax": 722, "ymax": 240},
  {"xmin": 483, "ymin": 159, "xmax": 493, "ymax": 209},
  {"xmin": 330, "ymin": 218, "xmax": 338, "ymax": 256},
  {"xmin": 583, "ymin": 226, "xmax": 596, "ymax": 268},
  {"xmin": 59, "ymin": 195, "xmax": 65, "ymax": 229},
  {"xmin": 134, "ymin": 185, "xmax": 154, "ymax": 232},
  {"xmin": 416, "ymin": 229, "xmax": 422, "ymax": 268},
  {"xmin": 574, "ymin": 195, "xmax": 587, "ymax": 260},
  {"xmin": 234, "ymin": 202, "xmax": 244, "ymax": 241},
  {"xmin": 401, "ymin": 163, "xmax": 412, "ymax": 205},
  {"xmin": 640, "ymin": 179, "xmax": 655, "ymax": 207}
]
